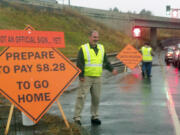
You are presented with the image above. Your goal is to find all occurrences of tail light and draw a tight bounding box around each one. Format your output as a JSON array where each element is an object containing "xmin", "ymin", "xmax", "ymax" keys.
[
  {"xmin": 176, "ymin": 50, "xmax": 180, "ymax": 56},
  {"xmin": 167, "ymin": 52, "xmax": 173, "ymax": 56}
]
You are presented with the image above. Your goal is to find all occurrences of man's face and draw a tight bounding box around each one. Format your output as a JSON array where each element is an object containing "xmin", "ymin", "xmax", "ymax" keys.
[{"xmin": 89, "ymin": 31, "xmax": 99, "ymax": 46}]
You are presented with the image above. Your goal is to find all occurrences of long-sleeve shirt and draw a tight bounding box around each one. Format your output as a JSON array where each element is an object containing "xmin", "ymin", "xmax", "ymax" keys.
[{"xmin": 77, "ymin": 43, "xmax": 114, "ymax": 78}]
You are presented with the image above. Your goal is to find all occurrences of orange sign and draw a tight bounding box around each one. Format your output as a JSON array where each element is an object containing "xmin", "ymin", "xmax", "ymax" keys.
[
  {"xmin": 116, "ymin": 44, "xmax": 142, "ymax": 69},
  {"xmin": 0, "ymin": 47, "xmax": 80, "ymax": 123},
  {"xmin": 0, "ymin": 30, "xmax": 65, "ymax": 48}
]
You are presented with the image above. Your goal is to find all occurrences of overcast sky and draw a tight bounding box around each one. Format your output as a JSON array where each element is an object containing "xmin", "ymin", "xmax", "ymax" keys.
[{"xmin": 57, "ymin": 0, "xmax": 180, "ymax": 17}]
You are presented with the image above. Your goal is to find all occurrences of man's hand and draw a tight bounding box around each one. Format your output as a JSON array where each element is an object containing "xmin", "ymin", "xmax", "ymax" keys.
[{"xmin": 112, "ymin": 69, "xmax": 118, "ymax": 75}]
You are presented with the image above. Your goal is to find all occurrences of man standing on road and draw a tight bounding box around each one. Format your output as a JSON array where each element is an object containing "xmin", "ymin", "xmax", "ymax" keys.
[
  {"xmin": 140, "ymin": 42, "xmax": 155, "ymax": 78},
  {"xmin": 73, "ymin": 30, "xmax": 118, "ymax": 126}
]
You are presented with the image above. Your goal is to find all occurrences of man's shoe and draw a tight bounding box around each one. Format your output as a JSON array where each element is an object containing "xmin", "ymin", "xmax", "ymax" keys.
[
  {"xmin": 91, "ymin": 118, "xmax": 101, "ymax": 125},
  {"xmin": 74, "ymin": 120, "xmax": 81, "ymax": 126}
]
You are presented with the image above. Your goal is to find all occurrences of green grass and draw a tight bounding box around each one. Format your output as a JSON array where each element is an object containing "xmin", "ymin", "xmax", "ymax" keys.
[
  {"xmin": 0, "ymin": 0, "xmax": 137, "ymax": 57},
  {"xmin": 0, "ymin": 0, "xmax": 179, "ymax": 57}
]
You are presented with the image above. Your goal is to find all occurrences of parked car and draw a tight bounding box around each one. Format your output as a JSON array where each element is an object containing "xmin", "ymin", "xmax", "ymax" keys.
[
  {"xmin": 172, "ymin": 44, "xmax": 180, "ymax": 67},
  {"xmin": 165, "ymin": 49, "xmax": 174, "ymax": 65},
  {"xmin": 163, "ymin": 45, "xmax": 176, "ymax": 51}
]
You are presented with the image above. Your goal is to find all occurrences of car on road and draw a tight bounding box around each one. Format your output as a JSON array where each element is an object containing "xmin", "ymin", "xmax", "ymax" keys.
[
  {"xmin": 172, "ymin": 44, "xmax": 180, "ymax": 67},
  {"xmin": 165, "ymin": 49, "xmax": 173, "ymax": 65}
]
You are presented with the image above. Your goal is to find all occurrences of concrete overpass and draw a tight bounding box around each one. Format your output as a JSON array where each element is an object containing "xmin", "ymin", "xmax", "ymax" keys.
[
  {"xmin": 71, "ymin": 6, "xmax": 180, "ymax": 48},
  {"xmin": 133, "ymin": 16, "xmax": 180, "ymax": 47}
]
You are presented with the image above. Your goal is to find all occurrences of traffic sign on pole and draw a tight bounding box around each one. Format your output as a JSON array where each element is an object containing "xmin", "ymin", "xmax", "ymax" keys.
[
  {"xmin": 166, "ymin": 5, "xmax": 171, "ymax": 15},
  {"xmin": 116, "ymin": 44, "xmax": 142, "ymax": 69},
  {"xmin": 172, "ymin": 9, "xmax": 179, "ymax": 18},
  {"xmin": 132, "ymin": 26, "xmax": 141, "ymax": 38}
]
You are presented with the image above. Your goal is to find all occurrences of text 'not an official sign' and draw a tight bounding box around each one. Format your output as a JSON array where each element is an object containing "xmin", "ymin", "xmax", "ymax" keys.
[
  {"xmin": 0, "ymin": 47, "xmax": 80, "ymax": 123},
  {"xmin": 0, "ymin": 30, "xmax": 65, "ymax": 48},
  {"xmin": 116, "ymin": 44, "xmax": 142, "ymax": 69}
]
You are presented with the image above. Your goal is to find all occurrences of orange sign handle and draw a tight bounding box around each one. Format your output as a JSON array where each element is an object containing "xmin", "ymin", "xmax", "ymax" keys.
[
  {"xmin": 4, "ymin": 104, "xmax": 14, "ymax": 135},
  {"xmin": 56, "ymin": 100, "xmax": 70, "ymax": 129}
]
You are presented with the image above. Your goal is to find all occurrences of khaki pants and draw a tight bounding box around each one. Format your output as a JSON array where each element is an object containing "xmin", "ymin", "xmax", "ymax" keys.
[{"xmin": 73, "ymin": 76, "xmax": 101, "ymax": 121}]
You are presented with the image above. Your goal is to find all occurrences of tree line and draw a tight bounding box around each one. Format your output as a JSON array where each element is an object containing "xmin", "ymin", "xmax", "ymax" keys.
[{"xmin": 109, "ymin": 7, "xmax": 153, "ymax": 16}]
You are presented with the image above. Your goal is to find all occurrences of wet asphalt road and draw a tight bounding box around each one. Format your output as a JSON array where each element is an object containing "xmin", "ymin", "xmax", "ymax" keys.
[{"xmin": 48, "ymin": 51, "xmax": 180, "ymax": 135}]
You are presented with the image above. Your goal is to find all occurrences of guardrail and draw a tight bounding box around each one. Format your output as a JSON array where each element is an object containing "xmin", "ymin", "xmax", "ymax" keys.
[{"xmin": 70, "ymin": 52, "xmax": 125, "ymax": 73}]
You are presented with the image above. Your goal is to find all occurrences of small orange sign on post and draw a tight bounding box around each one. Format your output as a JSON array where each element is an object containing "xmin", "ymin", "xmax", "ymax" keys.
[
  {"xmin": 0, "ymin": 47, "xmax": 80, "ymax": 123},
  {"xmin": 116, "ymin": 44, "xmax": 142, "ymax": 69}
]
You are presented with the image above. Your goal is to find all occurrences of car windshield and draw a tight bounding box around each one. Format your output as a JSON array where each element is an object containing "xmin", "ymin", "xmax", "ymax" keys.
[{"xmin": 167, "ymin": 49, "xmax": 173, "ymax": 53}]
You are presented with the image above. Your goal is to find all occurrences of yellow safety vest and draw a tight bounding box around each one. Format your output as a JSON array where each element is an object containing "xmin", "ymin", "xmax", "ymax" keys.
[
  {"xmin": 141, "ymin": 46, "xmax": 153, "ymax": 62},
  {"xmin": 81, "ymin": 43, "xmax": 104, "ymax": 76}
]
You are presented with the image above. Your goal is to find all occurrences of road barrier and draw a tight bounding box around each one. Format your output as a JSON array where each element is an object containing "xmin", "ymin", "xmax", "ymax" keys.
[{"xmin": 70, "ymin": 52, "xmax": 125, "ymax": 73}]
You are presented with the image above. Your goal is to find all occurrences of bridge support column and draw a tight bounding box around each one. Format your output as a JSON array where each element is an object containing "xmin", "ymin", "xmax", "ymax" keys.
[{"xmin": 150, "ymin": 27, "xmax": 157, "ymax": 49}]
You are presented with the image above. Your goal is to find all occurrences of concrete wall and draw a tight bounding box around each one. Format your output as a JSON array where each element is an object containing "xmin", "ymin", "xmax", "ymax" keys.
[
  {"xmin": 21, "ymin": 0, "xmax": 57, "ymax": 3},
  {"xmin": 71, "ymin": 6, "xmax": 135, "ymax": 36},
  {"xmin": 40, "ymin": 0, "xmax": 56, "ymax": 2}
]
